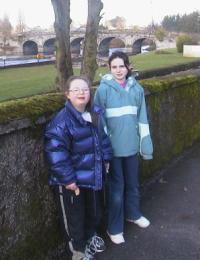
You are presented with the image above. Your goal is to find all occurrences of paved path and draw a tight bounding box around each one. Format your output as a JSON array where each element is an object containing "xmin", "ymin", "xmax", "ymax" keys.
[{"xmin": 96, "ymin": 141, "xmax": 200, "ymax": 260}]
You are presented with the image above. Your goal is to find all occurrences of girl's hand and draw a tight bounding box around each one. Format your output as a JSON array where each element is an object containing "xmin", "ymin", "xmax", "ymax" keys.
[
  {"xmin": 105, "ymin": 162, "xmax": 110, "ymax": 173},
  {"xmin": 65, "ymin": 183, "xmax": 78, "ymax": 191}
]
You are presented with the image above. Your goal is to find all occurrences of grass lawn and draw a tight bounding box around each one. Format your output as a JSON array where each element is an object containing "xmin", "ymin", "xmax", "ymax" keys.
[
  {"xmin": 0, "ymin": 49, "xmax": 199, "ymax": 102},
  {"xmin": 0, "ymin": 65, "xmax": 56, "ymax": 102},
  {"xmin": 130, "ymin": 48, "xmax": 200, "ymax": 70}
]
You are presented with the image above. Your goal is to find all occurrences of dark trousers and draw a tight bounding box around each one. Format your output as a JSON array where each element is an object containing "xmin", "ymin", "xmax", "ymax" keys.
[
  {"xmin": 54, "ymin": 185, "xmax": 102, "ymax": 253},
  {"xmin": 107, "ymin": 154, "xmax": 141, "ymax": 235}
]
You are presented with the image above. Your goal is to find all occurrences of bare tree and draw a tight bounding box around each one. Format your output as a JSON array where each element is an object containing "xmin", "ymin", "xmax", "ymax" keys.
[
  {"xmin": 51, "ymin": 0, "xmax": 73, "ymax": 90},
  {"xmin": 0, "ymin": 15, "xmax": 13, "ymax": 54},
  {"xmin": 51, "ymin": 0, "xmax": 103, "ymax": 90},
  {"xmin": 80, "ymin": 0, "xmax": 103, "ymax": 82},
  {"xmin": 15, "ymin": 11, "xmax": 26, "ymax": 35},
  {"xmin": 107, "ymin": 16, "xmax": 126, "ymax": 30}
]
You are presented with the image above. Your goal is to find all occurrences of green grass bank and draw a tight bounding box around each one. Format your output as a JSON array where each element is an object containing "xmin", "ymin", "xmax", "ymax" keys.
[{"xmin": 1, "ymin": 49, "xmax": 200, "ymax": 102}]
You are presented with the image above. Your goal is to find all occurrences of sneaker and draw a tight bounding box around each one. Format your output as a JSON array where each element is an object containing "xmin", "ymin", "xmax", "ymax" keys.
[
  {"xmin": 71, "ymin": 249, "xmax": 85, "ymax": 260},
  {"xmin": 128, "ymin": 216, "xmax": 150, "ymax": 228},
  {"xmin": 107, "ymin": 231, "xmax": 125, "ymax": 244},
  {"xmin": 83, "ymin": 250, "xmax": 95, "ymax": 260},
  {"xmin": 83, "ymin": 235, "xmax": 105, "ymax": 260},
  {"xmin": 88, "ymin": 235, "xmax": 106, "ymax": 252},
  {"xmin": 83, "ymin": 252, "xmax": 95, "ymax": 260},
  {"xmin": 83, "ymin": 243, "xmax": 96, "ymax": 260}
]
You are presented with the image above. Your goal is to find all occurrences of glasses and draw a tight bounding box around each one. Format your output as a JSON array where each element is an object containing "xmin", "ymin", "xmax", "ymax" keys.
[{"xmin": 69, "ymin": 88, "xmax": 90, "ymax": 94}]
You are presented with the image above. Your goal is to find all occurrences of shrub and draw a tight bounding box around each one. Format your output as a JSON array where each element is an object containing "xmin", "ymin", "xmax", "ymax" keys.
[
  {"xmin": 155, "ymin": 28, "xmax": 166, "ymax": 42},
  {"xmin": 176, "ymin": 34, "xmax": 196, "ymax": 53}
]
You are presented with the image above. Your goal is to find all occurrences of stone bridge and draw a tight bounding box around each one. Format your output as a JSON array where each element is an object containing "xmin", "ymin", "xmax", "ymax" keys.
[{"xmin": 15, "ymin": 29, "xmax": 175, "ymax": 57}]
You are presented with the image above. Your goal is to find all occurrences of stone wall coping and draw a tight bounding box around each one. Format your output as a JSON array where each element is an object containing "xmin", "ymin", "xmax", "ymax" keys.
[{"xmin": 0, "ymin": 74, "xmax": 200, "ymax": 135}]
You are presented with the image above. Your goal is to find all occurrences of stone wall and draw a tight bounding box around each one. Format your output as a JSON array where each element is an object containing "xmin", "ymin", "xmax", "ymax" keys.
[
  {"xmin": 140, "ymin": 75, "xmax": 200, "ymax": 179},
  {"xmin": 0, "ymin": 125, "xmax": 61, "ymax": 259},
  {"xmin": 1, "ymin": 75, "xmax": 200, "ymax": 259}
]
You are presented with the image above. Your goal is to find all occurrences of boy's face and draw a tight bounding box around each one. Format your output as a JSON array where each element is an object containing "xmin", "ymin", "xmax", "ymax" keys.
[{"xmin": 65, "ymin": 79, "xmax": 90, "ymax": 112}]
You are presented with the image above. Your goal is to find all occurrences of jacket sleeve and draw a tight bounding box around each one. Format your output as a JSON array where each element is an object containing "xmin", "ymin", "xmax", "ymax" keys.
[
  {"xmin": 94, "ymin": 84, "xmax": 109, "ymax": 135},
  {"xmin": 95, "ymin": 85, "xmax": 113, "ymax": 161},
  {"xmin": 44, "ymin": 121, "xmax": 76, "ymax": 186},
  {"xmin": 94, "ymin": 83, "xmax": 107, "ymax": 108},
  {"xmin": 137, "ymin": 86, "xmax": 153, "ymax": 160},
  {"xmin": 99, "ymin": 116, "xmax": 113, "ymax": 161}
]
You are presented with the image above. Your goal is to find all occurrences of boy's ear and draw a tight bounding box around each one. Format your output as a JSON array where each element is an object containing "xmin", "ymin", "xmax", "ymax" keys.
[{"xmin": 64, "ymin": 91, "xmax": 69, "ymax": 99}]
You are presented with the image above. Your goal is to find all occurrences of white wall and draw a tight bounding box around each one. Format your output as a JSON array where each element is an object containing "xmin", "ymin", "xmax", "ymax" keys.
[{"xmin": 183, "ymin": 45, "xmax": 200, "ymax": 57}]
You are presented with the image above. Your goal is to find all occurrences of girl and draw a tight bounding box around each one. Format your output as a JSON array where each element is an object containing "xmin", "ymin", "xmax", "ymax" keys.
[
  {"xmin": 94, "ymin": 51, "xmax": 153, "ymax": 244},
  {"xmin": 44, "ymin": 75, "xmax": 112, "ymax": 260}
]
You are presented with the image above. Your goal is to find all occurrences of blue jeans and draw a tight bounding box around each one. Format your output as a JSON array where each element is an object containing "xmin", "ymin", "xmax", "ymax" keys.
[{"xmin": 107, "ymin": 154, "xmax": 141, "ymax": 235}]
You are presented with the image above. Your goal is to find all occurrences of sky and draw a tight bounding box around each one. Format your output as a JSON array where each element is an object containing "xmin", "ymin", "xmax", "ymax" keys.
[{"xmin": 0, "ymin": 0, "xmax": 199, "ymax": 29}]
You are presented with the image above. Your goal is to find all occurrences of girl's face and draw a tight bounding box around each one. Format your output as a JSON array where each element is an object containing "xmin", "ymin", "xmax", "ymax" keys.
[
  {"xmin": 110, "ymin": 57, "xmax": 128, "ymax": 83},
  {"xmin": 66, "ymin": 79, "xmax": 90, "ymax": 112}
]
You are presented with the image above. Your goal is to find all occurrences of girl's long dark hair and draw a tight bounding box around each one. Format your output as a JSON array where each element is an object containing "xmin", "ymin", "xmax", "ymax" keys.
[
  {"xmin": 108, "ymin": 51, "xmax": 132, "ymax": 79},
  {"xmin": 64, "ymin": 75, "xmax": 99, "ymax": 127}
]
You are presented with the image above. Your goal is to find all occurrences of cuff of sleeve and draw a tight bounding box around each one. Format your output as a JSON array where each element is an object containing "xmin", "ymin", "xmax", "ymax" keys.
[
  {"xmin": 142, "ymin": 154, "xmax": 153, "ymax": 160},
  {"xmin": 103, "ymin": 154, "xmax": 113, "ymax": 161},
  {"xmin": 65, "ymin": 179, "xmax": 76, "ymax": 186}
]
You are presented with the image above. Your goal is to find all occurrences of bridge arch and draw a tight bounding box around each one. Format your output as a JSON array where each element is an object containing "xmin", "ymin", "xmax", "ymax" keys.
[
  {"xmin": 132, "ymin": 38, "xmax": 156, "ymax": 54},
  {"xmin": 43, "ymin": 38, "xmax": 56, "ymax": 55},
  {"xmin": 98, "ymin": 37, "xmax": 125, "ymax": 57},
  {"xmin": 142, "ymin": 38, "xmax": 156, "ymax": 52},
  {"xmin": 70, "ymin": 37, "xmax": 84, "ymax": 57},
  {"xmin": 23, "ymin": 40, "xmax": 38, "ymax": 55}
]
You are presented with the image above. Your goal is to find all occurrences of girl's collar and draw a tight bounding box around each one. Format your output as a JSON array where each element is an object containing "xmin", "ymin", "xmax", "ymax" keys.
[{"xmin": 102, "ymin": 74, "xmax": 136, "ymax": 91}]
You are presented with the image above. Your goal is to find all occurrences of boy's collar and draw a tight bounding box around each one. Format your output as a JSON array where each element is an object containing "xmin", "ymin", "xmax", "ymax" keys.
[{"xmin": 65, "ymin": 101, "xmax": 87, "ymax": 125}]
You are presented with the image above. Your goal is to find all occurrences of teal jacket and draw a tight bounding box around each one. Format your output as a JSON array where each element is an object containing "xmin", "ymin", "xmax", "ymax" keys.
[{"xmin": 94, "ymin": 74, "xmax": 153, "ymax": 159}]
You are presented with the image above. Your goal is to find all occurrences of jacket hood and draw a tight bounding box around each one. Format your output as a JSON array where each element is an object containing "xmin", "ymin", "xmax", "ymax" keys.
[{"xmin": 100, "ymin": 73, "xmax": 137, "ymax": 91}]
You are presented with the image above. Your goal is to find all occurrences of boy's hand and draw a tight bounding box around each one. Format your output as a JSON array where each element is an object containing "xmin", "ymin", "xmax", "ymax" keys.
[
  {"xmin": 65, "ymin": 183, "xmax": 80, "ymax": 196},
  {"xmin": 65, "ymin": 183, "xmax": 78, "ymax": 191}
]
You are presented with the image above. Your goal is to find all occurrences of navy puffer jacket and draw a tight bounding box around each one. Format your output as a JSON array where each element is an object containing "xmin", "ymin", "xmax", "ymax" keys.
[{"xmin": 44, "ymin": 101, "xmax": 113, "ymax": 190}]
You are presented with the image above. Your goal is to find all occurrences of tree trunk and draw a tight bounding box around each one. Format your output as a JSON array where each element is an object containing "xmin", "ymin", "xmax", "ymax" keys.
[
  {"xmin": 80, "ymin": 0, "xmax": 103, "ymax": 82},
  {"xmin": 51, "ymin": 0, "xmax": 73, "ymax": 91}
]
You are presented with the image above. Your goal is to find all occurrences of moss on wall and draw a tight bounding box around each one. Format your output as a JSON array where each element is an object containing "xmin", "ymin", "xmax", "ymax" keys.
[
  {"xmin": 140, "ymin": 75, "xmax": 200, "ymax": 180},
  {"xmin": 140, "ymin": 75, "xmax": 200, "ymax": 94},
  {"xmin": 0, "ymin": 74, "xmax": 199, "ymax": 125},
  {"xmin": 0, "ymin": 93, "xmax": 65, "ymax": 125}
]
